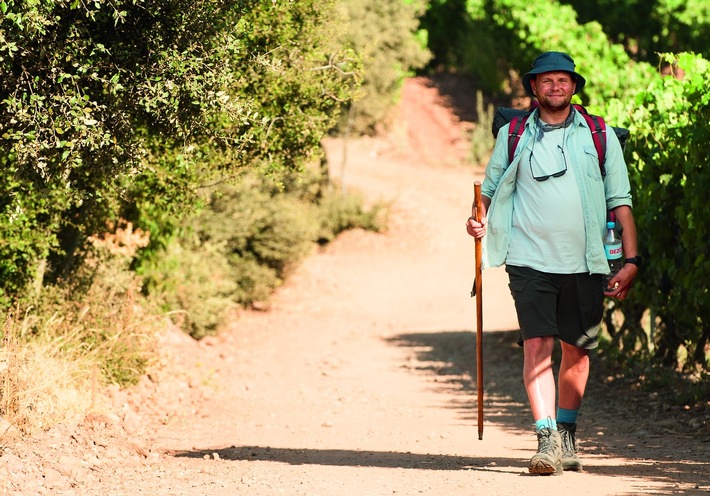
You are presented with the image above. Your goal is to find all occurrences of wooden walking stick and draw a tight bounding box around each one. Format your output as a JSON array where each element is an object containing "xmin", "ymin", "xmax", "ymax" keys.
[{"xmin": 473, "ymin": 181, "xmax": 484, "ymax": 440}]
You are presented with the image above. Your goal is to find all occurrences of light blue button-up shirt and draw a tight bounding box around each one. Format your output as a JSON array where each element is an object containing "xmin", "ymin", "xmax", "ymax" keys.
[{"xmin": 481, "ymin": 107, "xmax": 633, "ymax": 274}]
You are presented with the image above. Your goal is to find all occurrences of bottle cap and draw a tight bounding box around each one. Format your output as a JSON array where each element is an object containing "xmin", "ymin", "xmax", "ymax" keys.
[{"xmin": 606, "ymin": 221, "xmax": 615, "ymax": 229}]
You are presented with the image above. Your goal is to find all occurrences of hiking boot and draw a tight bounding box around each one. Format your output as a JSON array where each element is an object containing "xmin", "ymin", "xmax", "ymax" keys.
[
  {"xmin": 557, "ymin": 422, "xmax": 583, "ymax": 471},
  {"xmin": 528, "ymin": 427, "xmax": 563, "ymax": 476}
]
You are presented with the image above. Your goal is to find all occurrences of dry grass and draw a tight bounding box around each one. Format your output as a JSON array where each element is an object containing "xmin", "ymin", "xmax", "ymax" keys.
[
  {"xmin": 0, "ymin": 220, "xmax": 161, "ymax": 439},
  {"xmin": 1, "ymin": 312, "xmax": 97, "ymax": 437}
]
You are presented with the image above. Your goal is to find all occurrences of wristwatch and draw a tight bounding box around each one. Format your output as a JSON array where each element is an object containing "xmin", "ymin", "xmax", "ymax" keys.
[{"xmin": 624, "ymin": 256, "xmax": 643, "ymax": 267}]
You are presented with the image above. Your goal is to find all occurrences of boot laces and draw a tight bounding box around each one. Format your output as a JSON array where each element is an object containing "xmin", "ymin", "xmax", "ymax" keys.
[
  {"xmin": 558, "ymin": 425, "xmax": 578, "ymax": 454},
  {"xmin": 536, "ymin": 427, "xmax": 558, "ymax": 454}
]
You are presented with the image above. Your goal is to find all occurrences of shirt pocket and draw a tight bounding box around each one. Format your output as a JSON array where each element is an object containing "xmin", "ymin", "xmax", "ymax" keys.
[{"xmin": 583, "ymin": 145, "xmax": 603, "ymax": 181}]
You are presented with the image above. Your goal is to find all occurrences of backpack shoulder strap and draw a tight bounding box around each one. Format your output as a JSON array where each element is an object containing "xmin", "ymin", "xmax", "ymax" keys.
[
  {"xmin": 573, "ymin": 104, "xmax": 608, "ymax": 178},
  {"xmin": 507, "ymin": 114, "xmax": 530, "ymax": 164},
  {"xmin": 505, "ymin": 105, "xmax": 610, "ymax": 177}
]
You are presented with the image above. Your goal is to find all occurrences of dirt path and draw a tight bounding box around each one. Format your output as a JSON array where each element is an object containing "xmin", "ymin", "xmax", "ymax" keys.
[{"xmin": 2, "ymin": 77, "xmax": 708, "ymax": 495}]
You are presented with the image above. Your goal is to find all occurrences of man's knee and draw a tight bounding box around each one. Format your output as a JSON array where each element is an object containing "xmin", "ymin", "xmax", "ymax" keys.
[{"xmin": 524, "ymin": 336, "xmax": 555, "ymax": 360}]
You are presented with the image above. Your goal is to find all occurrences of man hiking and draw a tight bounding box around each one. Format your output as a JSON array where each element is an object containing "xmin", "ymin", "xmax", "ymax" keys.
[{"xmin": 466, "ymin": 51, "xmax": 641, "ymax": 475}]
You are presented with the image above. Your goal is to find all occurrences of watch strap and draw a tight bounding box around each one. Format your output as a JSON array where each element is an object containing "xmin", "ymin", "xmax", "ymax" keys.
[{"xmin": 624, "ymin": 256, "xmax": 643, "ymax": 267}]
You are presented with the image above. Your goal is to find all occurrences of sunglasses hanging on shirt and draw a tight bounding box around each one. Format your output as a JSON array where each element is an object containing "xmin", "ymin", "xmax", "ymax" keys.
[{"xmin": 529, "ymin": 112, "xmax": 571, "ymax": 182}]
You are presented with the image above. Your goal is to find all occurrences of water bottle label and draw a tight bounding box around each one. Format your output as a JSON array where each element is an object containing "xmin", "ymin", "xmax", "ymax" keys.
[{"xmin": 605, "ymin": 245, "xmax": 623, "ymax": 260}]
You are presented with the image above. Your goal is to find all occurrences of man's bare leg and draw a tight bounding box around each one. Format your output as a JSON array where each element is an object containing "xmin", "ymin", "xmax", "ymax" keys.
[
  {"xmin": 523, "ymin": 336, "xmax": 562, "ymax": 475},
  {"xmin": 556, "ymin": 341, "xmax": 589, "ymax": 471},
  {"xmin": 523, "ymin": 336, "xmax": 556, "ymax": 420},
  {"xmin": 558, "ymin": 341, "xmax": 589, "ymax": 410}
]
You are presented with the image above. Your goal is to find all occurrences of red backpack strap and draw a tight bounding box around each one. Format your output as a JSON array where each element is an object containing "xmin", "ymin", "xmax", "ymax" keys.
[
  {"xmin": 576, "ymin": 107, "xmax": 608, "ymax": 177},
  {"xmin": 572, "ymin": 103, "xmax": 587, "ymax": 115},
  {"xmin": 507, "ymin": 114, "xmax": 530, "ymax": 164}
]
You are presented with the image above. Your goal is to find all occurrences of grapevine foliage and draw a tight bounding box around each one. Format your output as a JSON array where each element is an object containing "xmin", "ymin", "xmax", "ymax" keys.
[{"xmin": 619, "ymin": 53, "xmax": 710, "ymax": 368}]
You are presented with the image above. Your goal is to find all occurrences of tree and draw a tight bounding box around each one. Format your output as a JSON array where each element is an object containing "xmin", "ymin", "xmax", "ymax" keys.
[{"xmin": 0, "ymin": 0, "xmax": 358, "ymax": 304}]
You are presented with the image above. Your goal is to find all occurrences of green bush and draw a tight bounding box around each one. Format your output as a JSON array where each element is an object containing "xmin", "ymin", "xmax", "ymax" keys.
[
  {"xmin": 611, "ymin": 53, "xmax": 710, "ymax": 370},
  {"xmin": 316, "ymin": 189, "xmax": 389, "ymax": 244},
  {"xmin": 0, "ymin": 0, "xmax": 359, "ymax": 307},
  {"xmin": 139, "ymin": 239, "xmax": 242, "ymax": 340},
  {"xmin": 139, "ymin": 169, "xmax": 387, "ymax": 339},
  {"xmin": 0, "ymin": 0, "xmax": 255, "ymax": 302},
  {"xmin": 335, "ymin": 0, "xmax": 431, "ymax": 134}
]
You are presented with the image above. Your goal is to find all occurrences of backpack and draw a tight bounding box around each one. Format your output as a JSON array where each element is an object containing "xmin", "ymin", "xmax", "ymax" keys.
[{"xmin": 491, "ymin": 102, "xmax": 630, "ymax": 178}]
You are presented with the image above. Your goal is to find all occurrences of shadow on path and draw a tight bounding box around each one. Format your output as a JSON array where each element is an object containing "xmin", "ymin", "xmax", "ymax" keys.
[
  {"xmin": 386, "ymin": 328, "xmax": 529, "ymax": 431},
  {"xmin": 169, "ymin": 444, "xmax": 706, "ymax": 493},
  {"xmin": 172, "ymin": 445, "xmax": 526, "ymax": 474},
  {"xmin": 386, "ymin": 328, "xmax": 710, "ymax": 494}
]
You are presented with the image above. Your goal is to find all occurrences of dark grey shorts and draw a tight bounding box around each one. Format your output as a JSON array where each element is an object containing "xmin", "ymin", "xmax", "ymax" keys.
[{"xmin": 505, "ymin": 265, "xmax": 603, "ymax": 349}]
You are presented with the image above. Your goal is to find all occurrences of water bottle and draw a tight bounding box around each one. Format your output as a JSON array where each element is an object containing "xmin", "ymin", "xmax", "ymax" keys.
[{"xmin": 603, "ymin": 221, "xmax": 623, "ymax": 291}]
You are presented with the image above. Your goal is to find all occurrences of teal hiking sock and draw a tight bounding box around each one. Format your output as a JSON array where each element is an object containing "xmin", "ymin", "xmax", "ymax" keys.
[
  {"xmin": 557, "ymin": 408, "xmax": 578, "ymax": 424},
  {"xmin": 534, "ymin": 418, "xmax": 557, "ymax": 431}
]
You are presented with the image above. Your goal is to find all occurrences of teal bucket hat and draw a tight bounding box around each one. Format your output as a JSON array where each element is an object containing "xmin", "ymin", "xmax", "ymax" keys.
[{"xmin": 522, "ymin": 51, "xmax": 586, "ymax": 96}]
